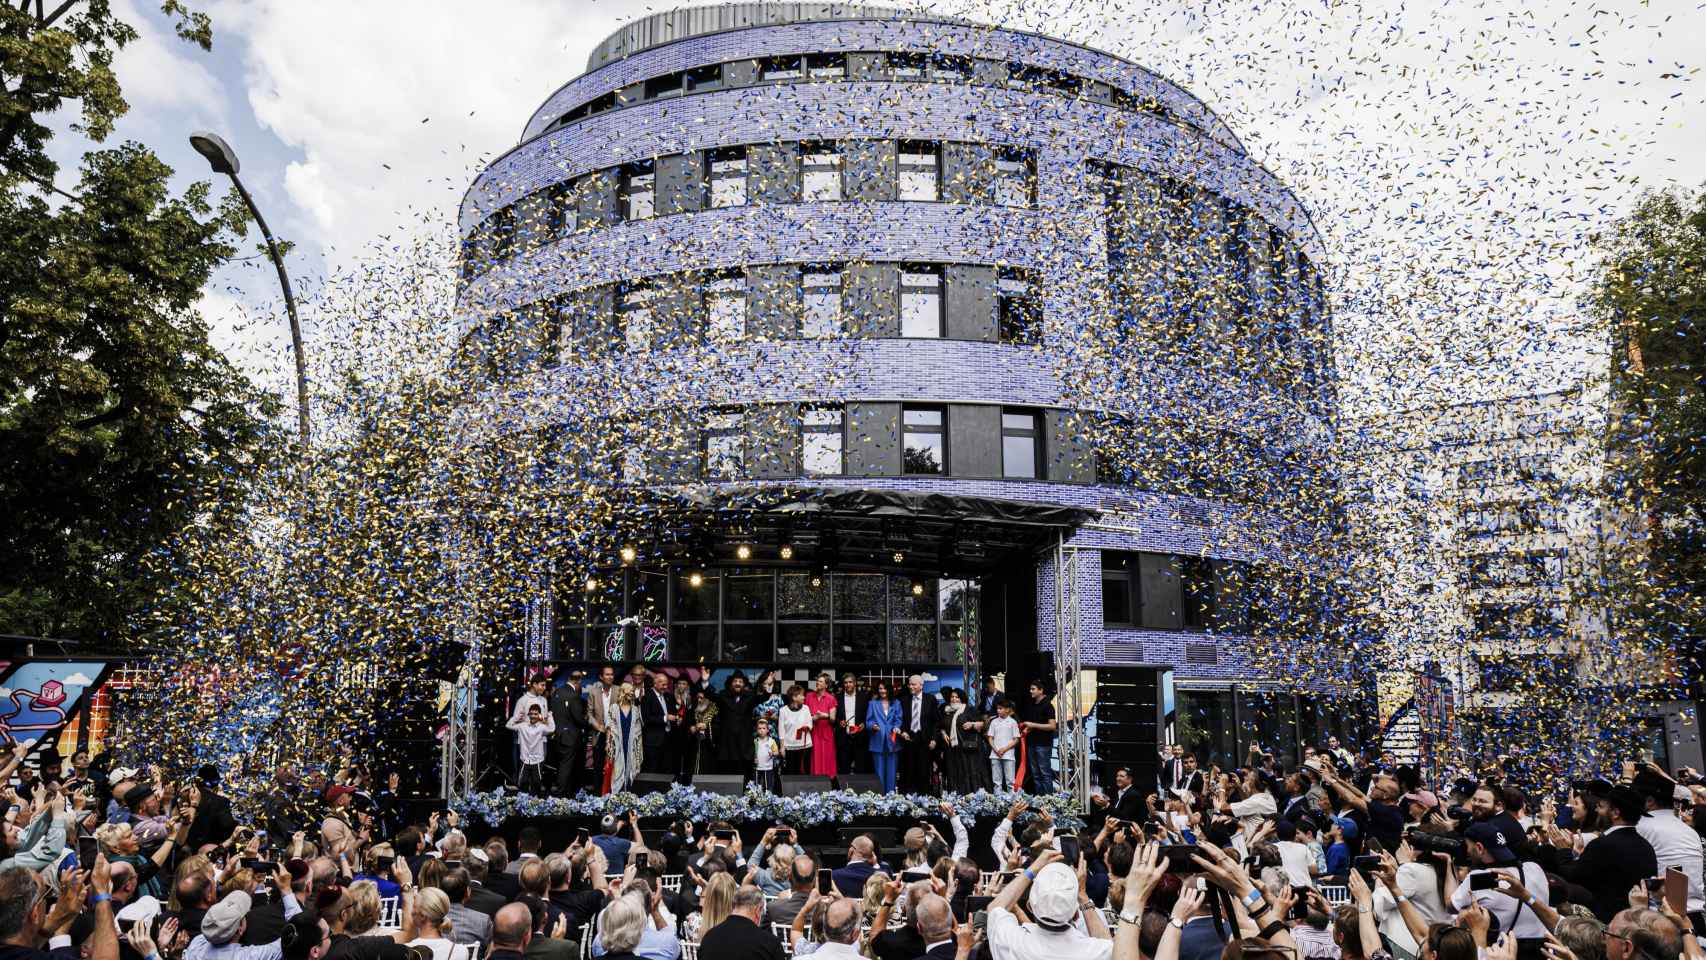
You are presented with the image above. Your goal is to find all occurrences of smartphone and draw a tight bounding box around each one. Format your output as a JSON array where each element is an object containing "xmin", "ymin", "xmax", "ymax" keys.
[
  {"xmin": 78, "ymin": 835, "xmax": 99, "ymax": 867},
  {"xmin": 1352, "ymin": 855, "xmax": 1381, "ymax": 880},
  {"xmin": 713, "ymin": 829, "xmax": 736, "ymax": 842},
  {"xmin": 576, "ymin": 828, "xmax": 590, "ymax": 844},
  {"xmin": 1470, "ymin": 872, "xmax": 1499, "ymax": 892},
  {"xmin": 817, "ymin": 868, "xmax": 833, "ymax": 895},
  {"xmin": 971, "ymin": 910, "xmax": 989, "ymax": 932},
  {"xmin": 1666, "ymin": 868, "xmax": 1688, "ymax": 916},
  {"xmin": 373, "ymin": 855, "xmax": 395, "ymax": 874},
  {"xmin": 1058, "ymin": 836, "xmax": 1081, "ymax": 868},
  {"xmin": 1290, "ymin": 886, "xmax": 1310, "ymax": 921},
  {"xmin": 997, "ymin": 871, "xmax": 1018, "ymax": 887}
]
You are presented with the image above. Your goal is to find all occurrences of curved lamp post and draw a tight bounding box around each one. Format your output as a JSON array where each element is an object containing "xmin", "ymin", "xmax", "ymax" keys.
[{"xmin": 189, "ymin": 131, "xmax": 310, "ymax": 451}]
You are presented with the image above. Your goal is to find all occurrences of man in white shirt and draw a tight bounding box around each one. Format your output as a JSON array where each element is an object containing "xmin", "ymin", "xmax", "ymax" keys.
[
  {"xmin": 1272, "ymin": 820, "xmax": 1317, "ymax": 888},
  {"xmin": 508, "ymin": 676, "xmax": 550, "ymax": 783},
  {"xmin": 985, "ymin": 850, "xmax": 1112, "ymax": 960},
  {"xmin": 1449, "ymin": 822, "xmax": 1551, "ymax": 943},
  {"xmin": 1636, "ymin": 774, "xmax": 1706, "ymax": 916}
]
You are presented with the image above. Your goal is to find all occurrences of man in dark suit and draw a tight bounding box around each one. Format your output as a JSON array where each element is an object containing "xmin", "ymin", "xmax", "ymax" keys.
[
  {"xmin": 185, "ymin": 764, "xmax": 238, "ymax": 850},
  {"xmin": 977, "ymin": 676, "xmax": 1002, "ymax": 716},
  {"xmin": 1561, "ymin": 785, "xmax": 1658, "ymax": 922},
  {"xmin": 832, "ymin": 836, "xmax": 888, "ymax": 896},
  {"xmin": 898, "ymin": 675, "xmax": 941, "ymax": 794},
  {"xmin": 640, "ymin": 671, "xmax": 674, "ymax": 775},
  {"xmin": 1107, "ymin": 766, "xmax": 1145, "ymax": 823},
  {"xmin": 549, "ymin": 671, "xmax": 588, "ymax": 796},
  {"xmin": 465, "ymin": 852, "xmax": 508, "ymax": 918},
  {"xmin": 1176, "ymin": 752, "xmax": 1206, "ymax": 799},
  {"xmin": 697, "ymin": 885, "xmax": 785, "ymax": 960},
  {"xmin": 1158, "ymin": 744, "xmax": 1184, "ymax": 795},
  {"xmin": 908, "ymin": 894, "xmax": 956, "ymax": 960},
  {"xmin": 834, "ymin": 673, "xmax": 870, "ymax": 777}
]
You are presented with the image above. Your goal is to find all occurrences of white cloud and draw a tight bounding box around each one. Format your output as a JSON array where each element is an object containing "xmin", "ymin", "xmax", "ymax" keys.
[
  {"xmin": 64, "ymin": 672, "xmax": 93, "ymax": 686},
  {"xmin": 283, "ymin": 159, "xmax": 335, "ymax": 234},
  {"xmin": 109, "ymin": 0, "xmax": 225, "ymax": 120}
]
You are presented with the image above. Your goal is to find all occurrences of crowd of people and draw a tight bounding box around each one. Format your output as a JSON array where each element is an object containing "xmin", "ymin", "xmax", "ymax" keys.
[
  {"xmin": 6, "ymin": 715, "xmax": 1706, "ymax": 960},
  {"xmin": 507, "ymin": 667, "xmax": 1060, "ymax": 796}
]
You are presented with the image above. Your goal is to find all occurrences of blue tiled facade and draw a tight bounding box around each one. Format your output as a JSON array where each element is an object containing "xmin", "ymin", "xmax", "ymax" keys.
[{"xmin": 455, "ymin": 5, "xmax": 1336, "ymax": 683}]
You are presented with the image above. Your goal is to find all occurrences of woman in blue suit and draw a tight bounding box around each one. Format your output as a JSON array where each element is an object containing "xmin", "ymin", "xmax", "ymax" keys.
[{"xmin": 865, "ymin": 679, "xmax": 902, "ymax": 793}]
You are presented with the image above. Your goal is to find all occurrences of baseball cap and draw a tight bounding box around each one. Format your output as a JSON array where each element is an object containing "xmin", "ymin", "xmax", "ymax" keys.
[
  {"xmin": 122, "ymin": 783, "xmax": 155, "ymax": 807},
  {"xmin": 325, "ymin": 784, "xmax": 356, "ymax": 804},
  {"xmin": 109, "ymin": 766, "xmax": 140, "ymax": 783},
  {"xmin": 1463, "ymin": 822, "xmax": 1518, "ymax": 865},
  {"xmin": 202, "ymin": 891, "xmax": 252, "ymax": 945},
  {"xmin": 1402, "ymin": 790, "xmax": 1440, "ymax": 810},
  {"xmin": 1027, "ymin": 863, "xmax": 1081, "ymax": 928},
  {"xmin": 1331, "ymin": 816, "xmax": 1360, "ymax": 840}
]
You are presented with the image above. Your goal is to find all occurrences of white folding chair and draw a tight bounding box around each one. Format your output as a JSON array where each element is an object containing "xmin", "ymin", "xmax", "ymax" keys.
[
  {"xmin": 1320, "ymin": 884, "xmax": 1350, "ymax": 904},
  {"xmin": 377, "ymin": 896, "xmax": 400, "ymax": 928},
  {"xmin": 661, "ymin": 873, "xmax": 683, "ymax": 892},
  {"xmin": 680, "ymin": 943, "xmax": 699, "ymax": 960},
  {"xmin": 980, "ymin": 870, "xmax": 999, "ymax": 889}
]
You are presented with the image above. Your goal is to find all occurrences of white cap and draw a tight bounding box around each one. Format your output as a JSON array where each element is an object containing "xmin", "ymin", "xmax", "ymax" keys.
[
  {"xmin": 110, "ymin": 766, "xmax": 141, "ymax": 782},
  {"xmin": 1027, "ymin": 863, "xmax": 1081, "ymax": 927}
]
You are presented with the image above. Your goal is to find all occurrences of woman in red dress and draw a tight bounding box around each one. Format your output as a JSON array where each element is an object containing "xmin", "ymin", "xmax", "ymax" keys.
[{"xmin": 804, "ymin": 672, "xmax": 839, "ymax": 776}]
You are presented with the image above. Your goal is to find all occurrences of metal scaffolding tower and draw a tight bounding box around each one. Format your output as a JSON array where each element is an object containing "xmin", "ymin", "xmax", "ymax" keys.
[{"xmin": 1053, "ymin": 535, "xmax": 1090, "ymax": 807}]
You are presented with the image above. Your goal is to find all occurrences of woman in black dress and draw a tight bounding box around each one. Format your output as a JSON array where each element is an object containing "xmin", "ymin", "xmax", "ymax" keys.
[{"xmin": 939, "ymin": 687, "xmax": 989, "ymax": 793}]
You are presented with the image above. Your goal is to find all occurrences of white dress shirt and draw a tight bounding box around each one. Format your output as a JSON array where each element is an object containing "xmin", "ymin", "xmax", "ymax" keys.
[
  {"xmin": 1638, "ymin": 808, "xmax": 1706, "ymax": 912},
  {"xmin": 843, "ymin": 692, "xmax": 858, "ymax": 728}
]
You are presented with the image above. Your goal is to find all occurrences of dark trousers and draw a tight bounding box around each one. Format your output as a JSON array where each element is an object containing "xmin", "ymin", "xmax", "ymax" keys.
[
  {"xmin": 785, "ymin": 750, "xmax": 812, "ymax": 775},
  {"xmin": 518, "ymin": 762, "xmax": 544, "ymax": 795},
  {"xmin": 643, "ymin": 738, "xmax": 671, "ymax": 774},
  {"xmin": 835, "ymin": 732, "xmax": 863, "ymax": 774},
  {"xmin": 901, "ymin": 734, "xmax": 934, "ymax": 794},
  {"xmin": 554, "ymin": 734, "xmax": 584, "ymax": 796}
]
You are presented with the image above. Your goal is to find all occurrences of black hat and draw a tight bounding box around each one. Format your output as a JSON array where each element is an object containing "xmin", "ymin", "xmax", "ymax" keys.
[
  {"xmin": 197, "ymin": 764, "xmax": 221, "ymax": 788},
  {"xmin": 1464, "ymin": 821, "xmax": 1518, "ymax": 865},
  {"xmin": 1633, "ymin": 769, "xmax": 1674, "ymax": 804},
  {"xmin": 1571, "ymin": 778, "xmax": 1615, "ymax": 797},
  {"xmin": 122, "ymin": 783, "xmax": 155, "ymax": 807},
  {"xmin": 1606, "ymin": 786, "xmax": 1649, "ymax": 824}
]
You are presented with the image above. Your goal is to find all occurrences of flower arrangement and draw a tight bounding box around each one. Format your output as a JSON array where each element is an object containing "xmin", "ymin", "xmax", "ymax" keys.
[{"xmin": 452, "ymin": 783, "xmax": 1085, "ymax": 830}]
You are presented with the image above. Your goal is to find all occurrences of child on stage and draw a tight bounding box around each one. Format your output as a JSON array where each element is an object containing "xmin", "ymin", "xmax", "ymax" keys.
[{"xmin": 753, "ymin": 716, "xmax": 782, "ymax": 794}]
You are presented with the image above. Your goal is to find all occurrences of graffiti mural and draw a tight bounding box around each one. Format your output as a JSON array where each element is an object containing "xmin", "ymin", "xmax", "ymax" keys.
[{"xmin": 0, "ymin": 660, "xmax": 119, "ymax": 757}]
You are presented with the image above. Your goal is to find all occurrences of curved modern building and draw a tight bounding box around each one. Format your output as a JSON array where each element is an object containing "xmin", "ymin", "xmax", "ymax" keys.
[{"xmin": 454, "ymin": 3, "xmax": 1350, "ymax": 775}]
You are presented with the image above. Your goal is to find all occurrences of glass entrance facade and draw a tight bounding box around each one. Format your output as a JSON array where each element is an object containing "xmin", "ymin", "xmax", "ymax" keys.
[{"xmin": 554, "ymin": 567, "xmax": 979, "ymax": 667}]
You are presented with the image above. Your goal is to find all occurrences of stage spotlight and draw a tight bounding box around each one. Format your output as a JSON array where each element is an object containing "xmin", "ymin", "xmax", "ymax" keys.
[
  {"xmin": 735, "ymin": 544, "xmax": 752, "ymax": 560},
  {"xmin": 688, "ymin": 571, "xmax": 704, "ymax": 588},
  {"xmin": 810, "ymin": 575, "xmax": 823, "ymax": 588},
  {"xmin": 619, "ymin": 545, "xmax": 637, "ymax": 564},
  {"xmin": 779, "ymin": 545, "xmax": 794, "ymax": 560},
  {"xmin": 584, "ymin": 578, "xmax": 598, "ymax": 592},
  {"xmin": 911, "ymin": 581, "xmax": 925, "ymax": 596},
  {"xmin": 892, "ymin": 551, "xmax": 905, "ymax": 564}
]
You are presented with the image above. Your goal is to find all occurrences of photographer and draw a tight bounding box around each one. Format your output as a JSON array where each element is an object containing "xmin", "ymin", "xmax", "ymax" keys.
[{"xmin": 1447, "ymin": 823, "xmax": 1551, "ymax": 959}]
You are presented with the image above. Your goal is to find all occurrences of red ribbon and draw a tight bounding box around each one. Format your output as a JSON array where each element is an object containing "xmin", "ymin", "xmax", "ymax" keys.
[{"xmin": 1012, "ymin": 730, "xmax": 1028, "ymax": 791}]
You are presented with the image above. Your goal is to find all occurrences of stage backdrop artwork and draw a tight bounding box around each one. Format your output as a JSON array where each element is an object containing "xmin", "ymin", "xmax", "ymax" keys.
[{"xmin": 0, "ymin": 659, "xmax": 119, "ymax": 758}]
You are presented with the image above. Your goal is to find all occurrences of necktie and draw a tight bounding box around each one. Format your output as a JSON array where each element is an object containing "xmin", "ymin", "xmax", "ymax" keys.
[{"xmin": 912, "ymin": 696, "xmax": 921, "ymax": 731}]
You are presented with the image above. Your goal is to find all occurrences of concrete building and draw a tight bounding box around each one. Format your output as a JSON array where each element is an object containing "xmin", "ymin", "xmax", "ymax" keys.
[{"xmin": 453, "ymin": 3, "xmax": 1347, "ymax": 777}]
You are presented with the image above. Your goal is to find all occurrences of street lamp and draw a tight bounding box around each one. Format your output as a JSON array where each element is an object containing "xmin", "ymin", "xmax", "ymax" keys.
[{"xmin": 189, "ymin": 131, "xmax": 311, "ymax": 451}]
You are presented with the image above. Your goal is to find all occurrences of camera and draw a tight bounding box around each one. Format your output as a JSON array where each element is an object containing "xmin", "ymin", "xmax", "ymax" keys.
[
  {"xmin": 1443, "ymin": 805, "xmax": 1473, "ymax": 822},
  {"xmin": 1405, "ymin": 829, "xmax": 1468, "ymax": 863}
]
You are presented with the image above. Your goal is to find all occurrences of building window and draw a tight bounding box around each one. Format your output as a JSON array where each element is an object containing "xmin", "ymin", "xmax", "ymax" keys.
[
  {"xmin": 704, "ymin": 409, "xmax": 744, "ymax": 478},
  {"xmin": 897, "ymin": 141, "xmax": 940, "ymax": 201},
  {"xmin": 806, "ymin": 52, "xmax": 846, "ymax": 79},
  {"xmin": 802, "ymin": 266, "xmax": 843, "ymax": 337},
  {"xmin": 705, "ymin": 270, "xmax": 747, "ymax": 342},
  {"xmin": 928, "ymin": 53, "xmax": 973, "ymax": 82},
  {"xmin": 619, "ymin": 280, "xmax": 656, "ymax": 351},
  {"xmin": 758, "ymin": 55, "xmax": 804, "ymax": 81},
  {"xmin": 801, "ymin": 142, "xmax": 842, "ymax": 201},
  {"xmin": 1102, "ymin": 551, "xmax": 1136, "ymax": 626},
  {"xmin": 900, "ymin": 266, "xmax": 944, "ymax": 337},
  {"xmin": 644, "ymin": 72, "xmax": 685, "ymax": 99},
  {"xmin": 902, "ymin": 406, "xmax": 946, "ymax": 475},
  {"xmin": 619, "ymin": 160, "xmax": 655, "ymax": 221},
  {"xmin": 707, "ymin": 147, "xmax": 748, "ymax": 208},
  {"xmin": 546, "ymin": 179, "xmax": 577, "ymax": 237},
  {"xmin": 889, "ymin": 51, "xmax": 927, "ymax": 79},
  {"xmin": 1181, "ymin": 556, "xmax": 1216, "ymax": 629},
  {"xmin": 683, "ymin": 63, "xmax": 722, "ymax": 92},
  {"xmin": 1001, "ymin": 409, "xmax": 1042, "ymax": 479},
  {"xmin": 997, "ymin": 268, "xmax": 1041, "ymax": 342},
  {"xmin": 994, "ymin": 148, "xmax": 1034, "ymax": 207},
  {"xmin": 802, "ymin": 406, "xmax": 844, "ymax": 475}
]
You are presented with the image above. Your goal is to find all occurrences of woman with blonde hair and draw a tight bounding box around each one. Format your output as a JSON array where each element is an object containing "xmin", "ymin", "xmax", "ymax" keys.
[
  {"xmin": 860, "ymin": 873, "xmax": 888, "ymax": 924},
  {"xmin": 329, "ymin": 879, "xmax": 387, "ymax": 938},
  {"xmin": 404, "ymin": 888, "xmax": 471, "ymax": 960},
  {"xmin": 684, "ymin": 872, "xmax": 736, "ymax": 942},
  {"xmin": 605, "ymin": 682, "xmax": 643, "ymax": 793}
]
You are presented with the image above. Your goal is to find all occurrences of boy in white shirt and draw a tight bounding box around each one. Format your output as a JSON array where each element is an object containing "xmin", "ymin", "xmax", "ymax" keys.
[
  {"xmin": 753, "ymin": 717, "xmax": 782, "ymax": 794},
  {"xmin": 985, "ymin": 699, "xmax": 1020, "ymax": 788},
  {"xmin": 505, "ymin": 703, "xmax": 555, "ymax": 795}
]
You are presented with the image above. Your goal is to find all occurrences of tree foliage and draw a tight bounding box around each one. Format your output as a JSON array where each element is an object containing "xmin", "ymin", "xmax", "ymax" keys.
[
  {"xmin": 1596, "ymin": 185, "xmax": 1706, "ymax": 689},
  {"xmin": 0, "ymin": 2, "xmax": 274, "ymax": 641}
]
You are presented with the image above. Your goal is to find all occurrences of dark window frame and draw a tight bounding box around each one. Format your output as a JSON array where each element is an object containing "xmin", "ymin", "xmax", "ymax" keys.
[
  {"xmin": 901, "ymin": 405, "xmax": 948, "ymax": 476},
  {"xmin": 997, "ymin": 267, "xmax": 1041, "ymax": 343},
  {"xmin": 703, "ymin": 407, "xmax": 745, "ymax": 479},
  {"xmin": 897, "ymin": 139, "xmax": 942, "ymax": 201},
  {"xmin": 800, "ymin": 140, "xmax": 843, "ymax": 201},
  {"xmin": 1000, "ymin": 408, "xmax": 1043, "ymax": 479},
  {"xmin": 899, "ymin": 263, "xmax": 945, "ymax": 338},
  {"xmin": 801, "ymin": 405, "xmax": 846, "ymax": 476},
  {"xmin": 705, "ymin": 145, "xmax": 750, "ymax": 208},
  {"xmin": 618, "ymin": 159, "xmax": 656, "ymax": 222}
]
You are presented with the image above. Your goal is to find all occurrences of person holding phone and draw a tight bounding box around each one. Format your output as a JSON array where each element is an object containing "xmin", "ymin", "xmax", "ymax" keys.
[
  {"xmin": 1449, "ymin": 822, "xmax": 1552, "ymax": 953},
  {"xmin": 765, "ymin": 855, "xmax": 819, "ymax": 927},
  {"xmin": 1558, "ymin": 785, "xmax": 1657, "ymax": 922}
]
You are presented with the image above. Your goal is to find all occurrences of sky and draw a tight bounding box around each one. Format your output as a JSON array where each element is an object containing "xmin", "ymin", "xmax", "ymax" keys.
[{"xmin": 41, "ymin": 0, "xmax": 1706, "ymax": 414}]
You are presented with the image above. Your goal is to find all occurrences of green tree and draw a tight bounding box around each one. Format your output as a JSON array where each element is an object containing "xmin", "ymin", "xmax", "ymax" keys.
[
  {"xmin": 1596, "ymin": 185, "xmax": 1706, "ymax": 699},
  {"xmin": 0, "ymin": 1, "xmax": 274, "ymax": 641}
]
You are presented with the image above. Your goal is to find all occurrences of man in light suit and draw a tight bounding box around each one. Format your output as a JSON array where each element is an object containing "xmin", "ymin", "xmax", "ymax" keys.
[
  {"xmin": 586, "ymin": 665, "xmax": 615, "ymax": 794},
  {"xmin": 442, "ymin": 867, "xmax": 493, "ymax": 954}
]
